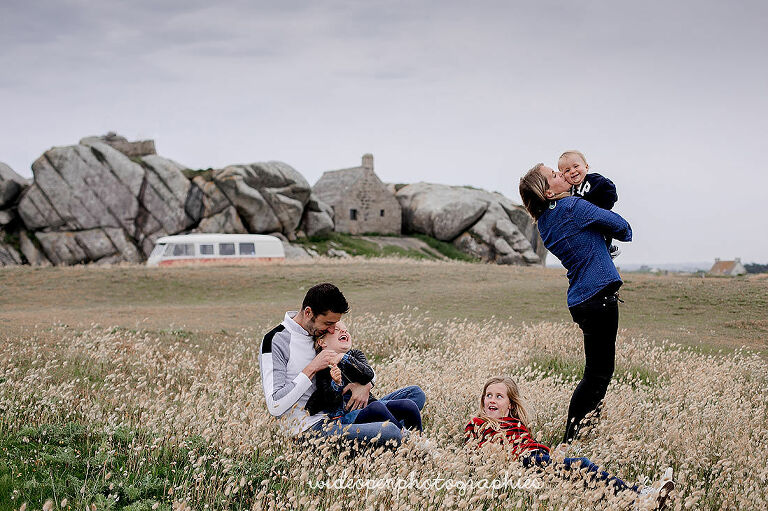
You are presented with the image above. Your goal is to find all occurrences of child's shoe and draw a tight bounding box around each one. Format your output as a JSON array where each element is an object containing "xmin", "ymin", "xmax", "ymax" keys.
[
  {"xmin": 609, "ymin": 245, "xmax": 621, "ymax": 259},
  {"xmin": 635, "ymin": 467, "xmax": 674, "ymax": 510}
]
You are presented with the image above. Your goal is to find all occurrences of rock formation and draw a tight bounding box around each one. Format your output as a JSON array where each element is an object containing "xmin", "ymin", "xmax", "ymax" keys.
[
  {"xmin": 16, "ymin": 139, "xmax": 200, "ymax": 262},
  {"xmin": 1, "ymin": 162, "xmax": 29, "ymax": 209},
  {"xmin": 299, "ymin": 195, "xmax": 334, "ymax": 238},
  {"xmin": 2, "ymin": 134, "xmax": 545, "ymax": 266},
  {"xmin": 8, "ymin": 134, "xmax": 320, "ymax": 265},
  {"xmin": 0, "ymin": 241, "xmax": 22, "ymax": 266},
  {"xmin": 212, "ymin": 162, "xmax": 310, "ymax": 239},
  {"xmin": 395, "ymin": 182, "xmax": 545, "ymax": 265},
  {"xmin": 80, "ymin": 132, "xmax": 156, "ymax": 158}
]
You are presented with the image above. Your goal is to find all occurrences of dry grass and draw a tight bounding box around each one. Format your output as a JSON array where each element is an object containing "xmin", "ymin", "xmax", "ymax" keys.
[
  {"xmin": 1, "ymin": 259, "xmax": 767, "ymax": 510},
  {"xmin": 1, "ymin": 259, "xmax": 766, "ymax": 352}
]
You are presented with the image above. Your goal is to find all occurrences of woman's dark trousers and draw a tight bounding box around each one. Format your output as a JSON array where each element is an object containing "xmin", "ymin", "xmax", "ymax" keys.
[{"xmin": 563, "ymin": 289, "xmax": 619, "ymax": 443}]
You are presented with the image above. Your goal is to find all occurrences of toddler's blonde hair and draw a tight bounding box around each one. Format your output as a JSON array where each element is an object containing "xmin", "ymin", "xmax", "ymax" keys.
[{"xmin": 558, "ymin": 150, "xmax": 588, "ymax": 166}]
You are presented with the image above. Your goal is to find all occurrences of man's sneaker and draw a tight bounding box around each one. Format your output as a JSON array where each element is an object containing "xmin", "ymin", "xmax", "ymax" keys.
[{"xmin": 609, "ymin": 245, "xmax": 621, "ymax": 259}]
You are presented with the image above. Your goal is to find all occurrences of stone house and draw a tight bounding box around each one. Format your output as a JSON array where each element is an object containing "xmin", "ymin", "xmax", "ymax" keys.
[
  {"xmin": 312, "ymin": 154, "xmax": 401, "ymax": 235},
  {"xmin": 708, "ymin": 258, "xmax": 747, "ymax": 276}
]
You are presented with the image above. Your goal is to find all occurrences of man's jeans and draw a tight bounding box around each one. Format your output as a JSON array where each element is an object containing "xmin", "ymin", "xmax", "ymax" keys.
[{"xmin": 309, "ymin": 385, "xmax": 425, "ymax": 445}]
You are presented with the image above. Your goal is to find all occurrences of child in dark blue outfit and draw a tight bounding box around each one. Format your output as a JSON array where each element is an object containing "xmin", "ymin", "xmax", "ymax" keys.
[
  {"xmin": 304, "ymin": 322, "xmax": 422, "ymax": 432},
  {"xmin": 558, "ymin": 150, "xmax": 621, "ymax": 259}
]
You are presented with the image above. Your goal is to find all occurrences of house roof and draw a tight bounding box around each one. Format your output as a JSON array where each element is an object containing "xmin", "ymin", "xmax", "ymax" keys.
[
  {"xmin": 709, "ymin": 260, "xmax": 740, "ymax": 275},
  {"xmin": 313, "ymin": 167, "xmax": 371, "ymax": 204}
]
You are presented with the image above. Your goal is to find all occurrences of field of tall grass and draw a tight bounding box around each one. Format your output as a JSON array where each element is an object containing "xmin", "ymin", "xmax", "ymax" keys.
[
  {"xmin": 2, "ymin": 272, "xmax": 767, "ymax": 510},
  {"xmin": 2, "ymin": 259, "xmax": 768, "ymax": 510}
]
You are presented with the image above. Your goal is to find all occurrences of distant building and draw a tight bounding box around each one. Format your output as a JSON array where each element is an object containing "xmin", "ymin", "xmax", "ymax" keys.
[
  {"xmin": 312, "ymin": 154, "xmax": 402, "ymax": 235},
  {"xmin": 708, "ymin": 258, "xmax": 747, "ymax": 276}
]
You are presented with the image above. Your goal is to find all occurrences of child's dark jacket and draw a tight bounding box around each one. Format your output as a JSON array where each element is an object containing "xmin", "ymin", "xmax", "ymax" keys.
[
  {"xmin": 571, "ymin": 173, "xmax": 618, "ymax": 211},
  {"xmin": 305, "ymin": 349, "xmax": 377, "ymax": 417}
]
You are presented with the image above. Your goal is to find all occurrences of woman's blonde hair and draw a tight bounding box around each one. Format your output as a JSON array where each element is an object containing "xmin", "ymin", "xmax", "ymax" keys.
[
  {"xmin": 479, "ymin": 376, "xmax": 530, "ymax": 429},
  {"xmin": 518, "ymin": 163, "xmax": 549, "ymax": 221}
]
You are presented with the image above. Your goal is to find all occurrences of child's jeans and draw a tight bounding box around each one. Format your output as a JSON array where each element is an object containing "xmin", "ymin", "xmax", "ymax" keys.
[
  {"xmin": 522, "ymin": 449, "xmax": 638, "ymax": 494},
  {"xmin": 347, "ymin": 399, "xmax": 422, "ymax": 431},
  {"xmin": 309, "ymin": 386, "xmax": 425, "ymax": 446}
]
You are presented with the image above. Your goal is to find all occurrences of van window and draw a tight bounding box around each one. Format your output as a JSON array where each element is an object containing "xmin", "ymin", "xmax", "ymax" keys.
[
  {"xmin": 199, "ymin": 244, "xmax": 214, "ymax": 255},
  {"xmin": 239, "ymin": 243, "xmax": 256, "ymax": 256},
  {"xmin": 172, "ymin": 243, "xmax": 194, "ymax": 257},
  {"xmin": 219, "ymin": 243, "xmax": 235, "ymax": 256}
]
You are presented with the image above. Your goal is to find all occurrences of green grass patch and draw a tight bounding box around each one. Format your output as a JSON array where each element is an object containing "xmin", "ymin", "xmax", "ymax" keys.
[
  {"xmin": 521, "ymin": 354, "xmax": 662, "ymax": 387},
  {"xmin": 380, "ymin": 245, "xmax": 429, "ymax": 259},
  {"xmin": 522, "ymin": 354, "xmax": 584, "ymax": 381},
  {"xmin": 0, "ymin": 422, "xmax": 280, "ymax": 511},
  {"xmin": 181, "ymin": 168, "xmax": 215, "ymax": 180},
  {"xmin": 294, "ymin": 232, "xmax": 477, "ymax": 262},
  {"xmin": 410, "ymin": 234, "xmax": 476, "ymax": 262},
  {"xmin": 295, "ymin": 233, "xmax": 383, "ymax": 257}
]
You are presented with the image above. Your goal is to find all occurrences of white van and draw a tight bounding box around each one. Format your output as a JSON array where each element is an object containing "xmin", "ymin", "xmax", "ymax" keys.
[{"xmin": 146, "ymin": 234, "xmax": 285, "ymax": 267}]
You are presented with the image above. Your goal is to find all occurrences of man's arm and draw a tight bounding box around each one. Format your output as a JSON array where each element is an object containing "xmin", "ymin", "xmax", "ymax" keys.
[
  {"xmin": 342, "ymin": 382, "xmax": 373, "ymax": 411},
  {"xmin": 259, "ymin": 326, "xmax": 312, "ymax": 417}
]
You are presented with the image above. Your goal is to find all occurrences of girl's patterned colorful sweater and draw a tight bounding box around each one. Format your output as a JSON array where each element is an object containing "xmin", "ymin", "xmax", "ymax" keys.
[{"xmin": 465, "ymin": 416, "xmax": 550, "ymax": 458}]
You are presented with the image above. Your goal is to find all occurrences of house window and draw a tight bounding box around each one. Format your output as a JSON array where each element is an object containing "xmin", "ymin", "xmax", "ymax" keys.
[
  {"xmin": 380, "ymin": 209, "xmax": 385, "ymax": 217},
  {"xmin": 350, "ymin": 209, "xmax": 358, "ymax": 221}
]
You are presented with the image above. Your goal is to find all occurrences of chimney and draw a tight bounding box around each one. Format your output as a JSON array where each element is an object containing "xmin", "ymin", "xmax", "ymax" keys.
[
  {"xmin": 715, "ymin": 258, "xmax": 720, "ymax": 262},
  {"xmin": 735, "ymin": 257, "xmax": 741, "ymax": 263},
  {"xmin": 362, "ymin": 153, "xmax": 373, "ymax": 170}
]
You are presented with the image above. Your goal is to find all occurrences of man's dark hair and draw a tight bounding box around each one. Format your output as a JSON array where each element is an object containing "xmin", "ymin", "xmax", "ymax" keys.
[{"xmin": 301, "ymin": 283, "xmax": 349, "ymax": 316}]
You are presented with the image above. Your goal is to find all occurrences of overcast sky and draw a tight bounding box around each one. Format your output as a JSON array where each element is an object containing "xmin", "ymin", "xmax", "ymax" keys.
[{"xmin": 2, "ymin": 0, "xmax": 766, "ymax": 265}]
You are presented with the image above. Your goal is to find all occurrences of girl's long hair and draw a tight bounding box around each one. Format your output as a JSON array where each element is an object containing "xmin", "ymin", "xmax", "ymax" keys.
[{"xmin": 479, "ymin": 376, "xmax": 531, "ymax": 429}]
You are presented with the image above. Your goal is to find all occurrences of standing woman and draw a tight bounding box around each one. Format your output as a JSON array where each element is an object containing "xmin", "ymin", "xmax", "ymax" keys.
[{"xmin": 519, "ymin": 164, "xmax": 632, "ymax": 444}]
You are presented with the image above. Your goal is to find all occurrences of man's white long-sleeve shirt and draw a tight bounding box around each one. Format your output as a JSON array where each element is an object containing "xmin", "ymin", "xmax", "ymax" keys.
[{"xmin": 259, "ymin": 311, "xmax": 326, "ymax": 434}]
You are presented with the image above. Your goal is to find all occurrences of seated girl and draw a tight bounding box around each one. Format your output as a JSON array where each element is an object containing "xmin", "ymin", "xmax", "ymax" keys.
[
  {"xmin": 305, "ymin": 321, "xmax": 422, "ymax": 432},
  {"xmin": 466, "ymin": 377, "xmax": 674, "ymax": 509}
]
